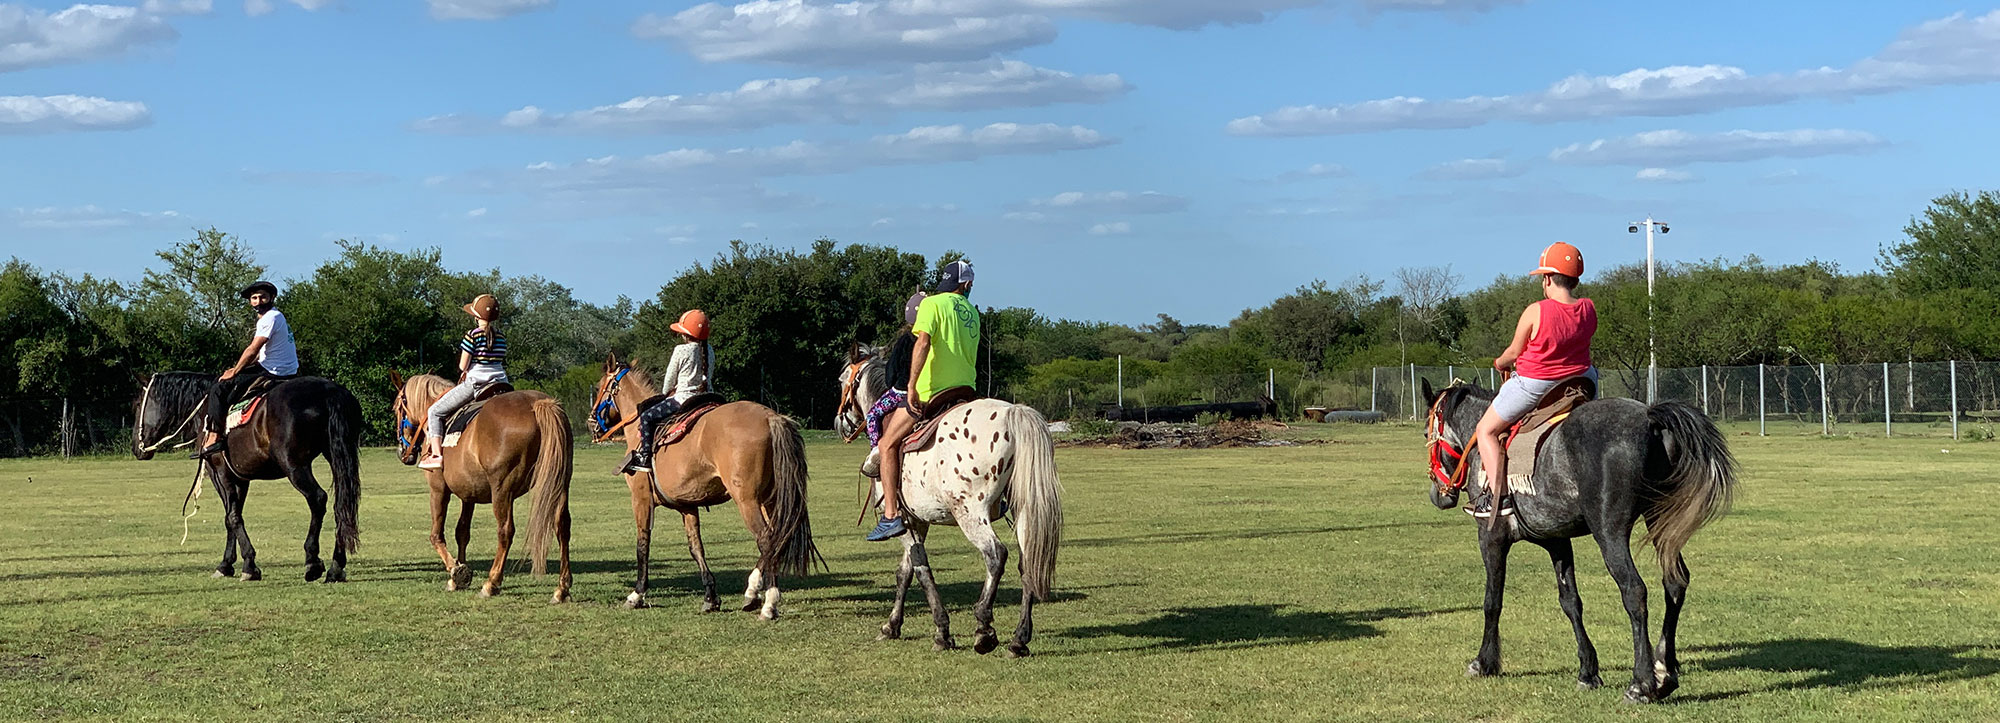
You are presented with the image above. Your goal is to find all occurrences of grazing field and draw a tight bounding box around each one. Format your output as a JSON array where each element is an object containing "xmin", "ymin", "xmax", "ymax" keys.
[{"xmin": 2, "ymin": 424, "xmax": 1998, "ymax": 721}]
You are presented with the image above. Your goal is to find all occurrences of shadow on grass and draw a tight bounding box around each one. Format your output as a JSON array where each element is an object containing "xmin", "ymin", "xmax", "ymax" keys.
[
  {"xmin": 1061, "ymin": 604, "xmax": 1475, "ymax": 655},
  {"xmin": 819, "ymin": 579, "xmax": 1112, "ymax": 608},
  {"xmin": 1681, "ymin": 638, "xmax": 2000, "ymax": 703},
  {"xmin": 1065, "ymin": 520, "xmax": 1455, "ymax": 549}
]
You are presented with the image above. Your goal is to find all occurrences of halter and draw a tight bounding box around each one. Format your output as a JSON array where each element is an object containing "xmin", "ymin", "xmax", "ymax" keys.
[
  {"xmin": 835, "ymin": 359, "xmax": 869, "ymax": 443},
  {"xmin": 392, "ymin": 390, "xmax": 421, "ymax": 454},
  {"xmin": 136, "ymin": 376, "xmax": 204, "ymax": 453},
  {"xmin": 1425, "ymin": 388, "xmax": 1475, "ymax": 496},
  {"xmin": 592, "ymin": 367, "xmax": 630, "ymax": 435}
]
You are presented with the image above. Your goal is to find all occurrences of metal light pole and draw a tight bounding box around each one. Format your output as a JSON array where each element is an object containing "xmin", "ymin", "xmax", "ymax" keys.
[{"xmin": 1628, "ymin": 216, "xmax": 1670, "ymax": 404}]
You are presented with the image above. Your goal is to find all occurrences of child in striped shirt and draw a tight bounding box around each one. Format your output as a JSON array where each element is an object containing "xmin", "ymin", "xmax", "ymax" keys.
[{"xmin": 420, "ymin": 294, "xmax": 509, "ymax": 469}]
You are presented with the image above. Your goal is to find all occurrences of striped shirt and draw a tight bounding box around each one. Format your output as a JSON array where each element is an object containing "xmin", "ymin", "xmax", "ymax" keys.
[{"xmin": 461, "ymin": 327, "xmax": 508, "ymax": 384}]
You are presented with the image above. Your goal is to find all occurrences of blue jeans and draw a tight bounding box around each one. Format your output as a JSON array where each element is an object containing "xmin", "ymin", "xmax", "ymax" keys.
[{"xmin": 635, "ymin": 398, "xmax": 683, "ymax": 455}]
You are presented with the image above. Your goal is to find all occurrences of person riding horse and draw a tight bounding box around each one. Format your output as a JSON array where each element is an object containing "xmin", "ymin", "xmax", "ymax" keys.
[
  {"xmin": 1473, "ymin": 242, "xmax": 1598, "ymax": 519},
  {"xmin": 193, "ymin": 280, "xmax": 299, "ymax": 460},
  {"xmin": 870, "ymin": 260, "xmax": 980, "ymax": 542},
  {"xmin": 859, "ymin": 291, "xmax": 927, "ymax": 479},
  {"xmin": 418, "ymin": 294, "xmax": 510, "ymax": 469},
  {"xmin": 619, "ymin": 309, "xmax": 715, "ymax": 474}
]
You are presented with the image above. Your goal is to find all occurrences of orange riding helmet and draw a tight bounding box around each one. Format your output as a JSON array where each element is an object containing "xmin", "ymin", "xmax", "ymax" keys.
[
  {"xmin": 670, "ymin": 309, "xmax": 710, "ymax": 342},
  {"xmin": 1531, "ymin": 242, "xmax": 1584, "ymax": 278}
]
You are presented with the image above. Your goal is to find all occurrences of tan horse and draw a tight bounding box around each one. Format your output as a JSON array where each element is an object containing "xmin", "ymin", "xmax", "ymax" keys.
[
  {"xmin": 588, "ymin": 353, "xmax": 819, "ymax": 619},
  {"xmin": 390, "ymin": 373, "xmax": 574, "ymax": 602}
]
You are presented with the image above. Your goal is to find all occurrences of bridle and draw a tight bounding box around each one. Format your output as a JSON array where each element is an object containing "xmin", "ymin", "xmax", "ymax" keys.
[
  {"xmin": 589, "ymin": 366, "xmax": 641, "ymax": 443},
  {"xmin": 392, "ymin": 388, "xmax": 422, "ymax": 456},
  {"xmin": 835, "ymin": 358, "xmax": 870, "ymax": 443},
  {"xmin": 1425, "ymin": 388, "xmax": 1474, "ymax": 497},
  {"xmin": 135, "ymin": 376, "xmax": 203, "ymax": 453}
]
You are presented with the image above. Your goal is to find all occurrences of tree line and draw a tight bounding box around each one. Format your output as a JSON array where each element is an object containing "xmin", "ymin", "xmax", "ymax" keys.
[{"xmin": 5, "ymin": 191, "xmax": 1998, "ymax": 455}]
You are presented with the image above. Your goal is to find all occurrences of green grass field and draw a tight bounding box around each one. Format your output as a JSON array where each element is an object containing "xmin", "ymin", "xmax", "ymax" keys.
[{"xmin": 3, "ymin": 423, "xmax": 1998, "ymax": 721}]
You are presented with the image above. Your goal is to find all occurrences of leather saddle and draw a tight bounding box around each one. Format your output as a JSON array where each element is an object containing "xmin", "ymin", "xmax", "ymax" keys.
[
  {"xmin": 225, "ymin": 374, "xmax": 298, "ymax": 431},
  {"xmin": 644, "ymin": 392, "xmax": 728, "ymax": 450},
  {"xmin": 440, "ymin": 382, "xmax": 517, "ymax": 442},
  {"xmin": 1502, "ymin": 375, "xmax": 1597, "ymax": 488},
  {"xmin": 899, "ymin": 386, "xmax": 983, "ymax": 455}
]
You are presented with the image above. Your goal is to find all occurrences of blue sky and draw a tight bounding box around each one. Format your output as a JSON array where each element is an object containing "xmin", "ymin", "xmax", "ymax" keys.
[{"xmin": 6, "ymin": 1, "xmax": 2000, "ymax": 326}]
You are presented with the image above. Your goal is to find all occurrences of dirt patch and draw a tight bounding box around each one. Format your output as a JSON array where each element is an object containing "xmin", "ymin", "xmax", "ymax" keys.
[{"xmin": 1057, "ymin": 421, "xmax": 1326, "ymax": 449}]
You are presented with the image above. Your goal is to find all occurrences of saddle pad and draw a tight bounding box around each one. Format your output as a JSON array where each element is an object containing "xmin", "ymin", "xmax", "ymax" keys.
[
  {"xmin": 1503, "ymin": 376, "xmax": 1596, "ymax": 490},
  {"xmin": 225, "ymin": 397, "xmax": 262, "ymax": 431},
  {"xmin": 438, "ymin": 383, "xmax": 516, "ymax": 447},
  {"xmin": 899, "ymin": 388, "xmax": 981, "ymax": 455},
  {"xmin": 651, "ymin": 397, "xmax": 726, "ymax": 450}
]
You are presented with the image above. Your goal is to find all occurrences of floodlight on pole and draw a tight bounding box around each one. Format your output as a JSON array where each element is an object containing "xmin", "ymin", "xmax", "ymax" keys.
[{"xmin": 1628, "ymin": 216, "xmax": 1669, "ymax": 404}]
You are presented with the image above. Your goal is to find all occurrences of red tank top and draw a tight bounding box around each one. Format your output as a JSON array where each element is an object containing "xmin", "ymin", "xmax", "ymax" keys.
[{"xmin": 1515, "ymin": 298, "xmax": 1596, "ymax": 380}]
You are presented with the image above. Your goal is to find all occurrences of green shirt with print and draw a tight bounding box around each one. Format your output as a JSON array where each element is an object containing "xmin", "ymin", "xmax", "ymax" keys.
[{"xmin": 912, "ymin": 291, "xmax": 981, "ymax": 403}]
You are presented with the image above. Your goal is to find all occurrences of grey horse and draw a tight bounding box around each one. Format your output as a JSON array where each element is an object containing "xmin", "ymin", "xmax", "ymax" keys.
[{"xmin": 1422, "ymin": 379, "xmax": 1737, "ymax": 703}]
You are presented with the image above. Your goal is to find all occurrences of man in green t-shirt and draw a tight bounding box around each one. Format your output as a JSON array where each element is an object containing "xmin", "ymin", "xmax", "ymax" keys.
[{"xmin": 868, "ymin": 260, "xmax": 981, "ymax": 541}]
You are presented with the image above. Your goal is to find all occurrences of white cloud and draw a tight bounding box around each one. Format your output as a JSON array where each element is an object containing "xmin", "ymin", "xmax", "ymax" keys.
[
  {"xmin": 10, "ymin": 205, "xmax": 184, "ymax": 230},
  {"xmin": 1014, "ymin": 190, "xmax": 1188, "ymax": 214},
  {"xmin": 0, "ymin": 4, "xmax": 177, "ymax": 72},
  {"xmin": 1087, "ymin": 221, "xmax": 1131, "ymax": 235},
  {"xmin": 1362, "ymin": 0, "xmax": 1521, "ymax": 10},
  {"xmin": 429, "ymin": 0, "xmax": 553, "ymax": 20},
  {"xmin": 241, "ymin": 169, "xmax": 395, "ymax": 185},
  {"xmin": 1006, "ymin": 0, "xmax": 1319, "ymax": 29},
  {"xmin": 870, "ymin": 217, "xmax": 894, "ymax": 227},
  {"xmin": 1417, "ymin": 157, "xmax": 1525, "ymax": 180},
  {"xmin": 465, "ymin": 207, "xmax": 488, "ymax": 218},
  {"xmin": 0, "ymin": 95, "xmax": 150, "ymax": 133},
  {"xmin": 1230, "ymin": 10, "xmax": 2000, "ymax": 136},
  {"xmin": 1261, "ymin": 162, "xmax": 1350, "ymax": 184},
  {"xmin": 1549, "ymin": 129, "xmax": 1884, "ymax": 166},
  {"xmin": 142, "ymin": 0, "xmax": 215, "ymax": 15},
  {"xmin": 245, "ymin": 0, "xmax": 332, "ymax": 16},
  {"xmin": 1634, "ymin": 167, "xmax": 1696, "ymax": 183},
  {"xmin": 441, "ymin": 122, "xmax": 1113, "ymax": 194},
  {"xmin": 635, "ymin": 0, "xmax": 1059, "ymax": 66},
  {"xmin": 415, "ymin": 60, "xmax": 1126, "ymax": 135}
]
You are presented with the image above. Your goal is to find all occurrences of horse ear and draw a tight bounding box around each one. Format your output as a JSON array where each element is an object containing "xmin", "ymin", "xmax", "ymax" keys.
[
  {"xmin": 133, "ymin": 370, "xmax": 151, "ymax": 388},
  {"xmin": 1420, "ymin": 378, "xmax": 1436, "ymax": 404},
  {"xmin": 605, "ymin": 351, "xmax": 620, "ymax": 372},
  {"xmin": 388, "ymin": 370, "xmax": 405, "ymax": 390}
]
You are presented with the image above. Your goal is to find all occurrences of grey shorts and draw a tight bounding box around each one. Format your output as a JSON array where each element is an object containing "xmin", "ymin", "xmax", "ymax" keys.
[{"xmin": 1491, "ymin": 368, "xmax": 1598, "ymax": 423}]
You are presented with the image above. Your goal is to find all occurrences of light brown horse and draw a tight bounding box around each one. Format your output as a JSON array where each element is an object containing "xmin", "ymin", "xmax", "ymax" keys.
[
  {"xmin": 390, "ymin": 373, "xmax": 574, "ymax": 602},
  {"xmin": 588, "ymin": 353, "xmax": 819, "ymax": 619}
]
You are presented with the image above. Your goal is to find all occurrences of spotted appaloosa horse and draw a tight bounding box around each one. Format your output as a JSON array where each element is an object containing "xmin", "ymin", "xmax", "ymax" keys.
[
  {"xmin": 1423, "ymin": 379, "xmax": 1737, "ymax": 703},
  {"xmin": 836, "ymin": 349, "xmax": 1064, "ymax": 657}
]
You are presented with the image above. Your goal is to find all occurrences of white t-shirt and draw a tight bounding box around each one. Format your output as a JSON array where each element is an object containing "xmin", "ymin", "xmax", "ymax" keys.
[
  {"xmin": 254, "ymin": 309, "xmax": 299, "ymax": 375},
  {"xmin": 662, "ymin": 342, "xmax": 714, "ymax": 404}
]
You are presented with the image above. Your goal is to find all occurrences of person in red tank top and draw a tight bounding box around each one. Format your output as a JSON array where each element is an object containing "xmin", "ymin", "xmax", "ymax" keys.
[{"xmin": 1471, "ymin": 242, "xmax": 1599, "ymax": 519}]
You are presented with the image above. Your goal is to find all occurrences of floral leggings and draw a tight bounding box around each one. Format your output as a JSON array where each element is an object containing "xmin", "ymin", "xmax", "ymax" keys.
[{"xmin": 865, "ymin": 389, "xmax": 908, "ymax": 446}]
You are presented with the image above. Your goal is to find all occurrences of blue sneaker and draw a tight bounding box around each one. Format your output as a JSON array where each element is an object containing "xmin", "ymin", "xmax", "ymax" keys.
[{"xmin": 865, "ymin": 515, "xmax": 907, "ymax": 542}]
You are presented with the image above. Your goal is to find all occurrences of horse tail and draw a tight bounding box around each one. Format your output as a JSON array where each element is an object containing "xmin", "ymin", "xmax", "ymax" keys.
[
  {"xmin": 525, "ymin": 396, "xmax": 573, "ymax": 577},
  {"xmin": 325, "ymin": 385, "xmax": 363, "ymax": 554},
  {"xmin": 1643, "ymin": 401, "xmax": 1737, "ymax": 586},
  {"xmin": 761, "ymin": 413, "xmax": 822, "ymax": 578},
  {"xmin": 1004, "ymin": 404, "xmax": 1063, "ymax": 601}
]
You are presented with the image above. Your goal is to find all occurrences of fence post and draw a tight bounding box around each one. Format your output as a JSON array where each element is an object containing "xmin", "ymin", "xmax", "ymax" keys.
[
  {"xmin": 1882, "ymin": 362, "xmax": 1891, "ymax": 437},
  {"xmin": 1488, "ymin": 367, "xmax": 1496, "ymax": 388},
  {"xmin": 1701, "ymin": 365, "xmax": 1709, "ymax": 414},
  {"xmin": 1409, "ymin": 363, "xmax": 1418, "ymax": 420},
  {"xmin": 1267, "ymin": 369, "xmax": 1275, "ymax": 400},
  {"xmin": 1447, "ymin": 365, "xmax": 1454, "ymax": 383},
  {"xmin": 1117, "ymin": 355, "xmax": 1123, "ymax": 409},
  {"xmin": 1951, "ymin": 360, "xmax": 1960, "ymax": 441},
  {"xmin": 1758, "ymin": 363, "xmax": 1766, "ymax": 436},
  {"xmin": 1371, "ymin": 367, "xmax": 1378, "ymax": 413},
  {"xmin": 1820, "ymin": 362, "xmax": 1830, "ymax": 436},
  {"xmin": 61, "ymin": 397, "xmax": 72, "ymax": 459}
]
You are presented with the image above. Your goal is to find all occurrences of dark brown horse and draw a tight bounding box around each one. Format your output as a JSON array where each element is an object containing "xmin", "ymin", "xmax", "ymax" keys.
[
  {"xmin": 588, "ymin": 353, "xmax": 819, "ymax": 619},
  {"xmin": 131, "ymin": 371, "xmax": 362, "ymax": 583},
  {"xmin": 391, "ymin": 373, "xmax": 574, "ymax": 602}
]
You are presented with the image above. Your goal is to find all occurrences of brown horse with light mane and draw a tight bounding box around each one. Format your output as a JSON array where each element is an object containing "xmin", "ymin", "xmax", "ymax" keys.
[
  {"xmin": 390, "ymin": 372, "xmax": 574, "ymax": 602},
  {"xmin": 588, "ymin": 353, "xmax": 819, "ymax": 619}
]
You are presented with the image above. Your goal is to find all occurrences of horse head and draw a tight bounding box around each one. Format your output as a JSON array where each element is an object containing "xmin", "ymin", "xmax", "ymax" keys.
[
  {"xmin": 131, "ymin": 371, "xmax": 214, "ymax": 460},
  {"xmin": 389, "ymin": 370, "xmax": 451, "ymax": 466},
  {"xmin": 1421, "ymin": 378, "xmax": 1493, "ymax": 510},
  {"xmin": 833, "ymin": 344, "xmax": 884, "ymax": 443}
]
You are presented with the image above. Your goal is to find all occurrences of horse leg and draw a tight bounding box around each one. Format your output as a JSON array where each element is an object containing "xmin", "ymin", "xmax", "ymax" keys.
[
  {"xmin": 286, "ymin": 464, "xmax": 328, "ymax": 582},
  {"xmin": 550, "ymin": 503, "xmax": 572, "ymax": 604},
  {"xmin": 480, "ymin": 496, "xmax": 516, "ymax": 598},
  {"xmin": 1595, "ymin": 528, "xmax": 1659, "ymax": 703},
  {"xmin": 1006, "ymin": 583, "xmax": 1036, "ymax": 658},
  {"xmin": 451, "ymin": 497, "xmax": 476, "ymax": 591},
  {"xmin": 1654, "ymin": 553, "xmax": 1689, "ymax": 699},
  {"xmin": 624, "ymin": 479, "xmax": 654, "ymax": 609},
  {"xmin": 878, "ymin": 539, "xmax": 917, "ymax": 641},
  {"xmin": 1537, "ymin": 538, "xmax": 1601, "ymax": 689},
  {"xmin": 681, "ymin": 511, "xmax": 721, "ymax": 612},
  {"xmin": 958, "ymin": 516, "xmax": 1007, "ymax": 655},
  {"xmin": 735, "ymin": 502, "xmax": 773, "ymax": 617},
  {"xmin": 228, "ymin": 477, "xmax": 261, "ymax": 582},
  {"xmin": 209, "ymin": 467, "xmax": 238, "ymax": 578},
  {"xmin": 909, "ymin": 523, "xmax": 955, "ymax": 651},
  {"xmin": 1466, "ymin": 533, "xmax": 1510, "ymax": 677}
]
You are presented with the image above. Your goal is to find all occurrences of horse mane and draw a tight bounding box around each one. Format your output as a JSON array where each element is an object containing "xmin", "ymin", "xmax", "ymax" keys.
[
  {"xmin": 408, "ymin": 374, "xmax": 455, "ymax": 399},
  {"xmin": 621, "ymin": 364, "xmax": 661, "ymax": 396},
  {"xmin": 860, "ymin": 352, "xmax": 889, "ymax": 396},
  {"xmin": 141, "ymin": 371, "xmax": 219, "ymax": 420}
]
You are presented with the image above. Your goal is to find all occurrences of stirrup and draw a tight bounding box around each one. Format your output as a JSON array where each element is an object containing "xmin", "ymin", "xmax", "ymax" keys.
[{"xmin": 619, "ymin": 450, "xmax": 653, "ymax": 474}]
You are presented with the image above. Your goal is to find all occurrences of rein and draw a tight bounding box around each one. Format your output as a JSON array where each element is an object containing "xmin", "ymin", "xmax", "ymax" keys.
[
  {"xmin": 1425, "ymin": 389, "xmax": 1475, "ymax": 496},
  {"xmin": 836, "ymin": 359, "xmax": 868, "ymax": 443},
  {"xmin": 137, "ymin": 376, "xmax": 204, "ymax": 453},
  {"xmin": 591, "ymin": 367, "xmax": 630, "ymax": 436}
]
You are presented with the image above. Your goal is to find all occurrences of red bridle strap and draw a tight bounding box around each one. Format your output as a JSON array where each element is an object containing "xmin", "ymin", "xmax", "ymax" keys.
[
  {"xmin": 1426, "ymin": 393, "xmax": 1474, "ymax": 495},
  {"xmin": 836, "ymin": 359, "xmax": 867, "ymax": 443}
]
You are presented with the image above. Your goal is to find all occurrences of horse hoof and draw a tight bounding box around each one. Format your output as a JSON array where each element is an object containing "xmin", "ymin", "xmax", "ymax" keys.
[
  {"xmin": 238, "ymin": 570, "xmax": 261, "ymax": 582},
  {"xmin": 877, "ymin": 625, "xmax": 902, "ymax": 641},
  {"xmin": 322, "ymin": 569, "xmax": 346, "ymax": 584},
  {"xmin": 1577, "ymin": 674, "xmax": 1603, "ymax": 690},
  {"xmin": 1465, "ymin": 660, "xmax": 1497, "ymax": 678},
  {"xmin": 304, "ymin": 563, "xmax": 325, "ymax": 582},
  {"xmin": 478, "ymin": 586, "xmax": 497, "ymax": 599},
  {"xmin": 1623, "ymin": 685, "xmax": 1655, "ymax": 704},
  {"xmin": 1653, "ymin": 678, "xmax": 1679, "ymax": 700},
  {"xmin": 934, "ymin": 637, "xmax": 957, "ymax": 652},
  {"xmin": 550, "ymin": 590, "xmax": 570, "ymax": 604},
  {"xmin": 623, "ymin": 593, "xmax": 649, "ymax": 610},
  {"xmin": 698, "ymin": 599, "xmax": 720, "ymax": 613},
  {"xmin": 1004, "ymin": 643, "xmax": 1030, "ymax": 658},
  {"xmin": 740, "ymin": 598, "xmax": 761, "ymax": 613},
  {"xmin": 758, "ymin": 611, "xmax": 778, "ymax": 622},
  {"xmin": 450, "ymin": 564, "xmax": 474, "ymax": 590},
  {"xmin": 211, "ymin": 570, "xmax": 230, "ymax": 579},
  {"xmin": 973, "ymin": 635, "xmax": 999, "ymax": 655}
]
